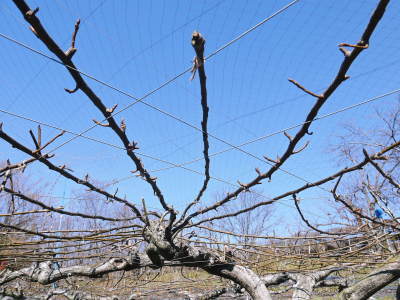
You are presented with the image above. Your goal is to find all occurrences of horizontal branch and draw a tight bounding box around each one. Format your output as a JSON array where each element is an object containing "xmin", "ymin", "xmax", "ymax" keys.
[
  {"xmin": 0, "ymin": 157, "xmax": 36, "ymax": 175},
  {"xmin": 0, "ymin": 207, "xmax": 63, "ymax": 217},
  {"xmin": 0, "ymin": 221, "xmax": 141, "ymax": 241},
  {"xmin": 1, "ymin": 187, "xmax": 131, "ymax": 222},
  {"xmin": 0, "ymin": 254, "xmax": 150, "ymax": 285}
]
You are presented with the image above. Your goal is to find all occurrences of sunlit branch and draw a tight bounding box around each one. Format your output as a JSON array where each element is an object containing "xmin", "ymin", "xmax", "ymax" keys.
[
  {"xmin": 175, "ymin": 0, "xmax": 390, "ymax": 232},
  {"xmin": 11, "ymin": 0, "xmax": 175, "ymax": 218}
]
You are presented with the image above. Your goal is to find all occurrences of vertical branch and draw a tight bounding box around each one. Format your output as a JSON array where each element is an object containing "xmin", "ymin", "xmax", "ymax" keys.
[
  {"xmin": 178, "ymin": 32, "xmax": 210, "ymax": 224},
  {"xmin": 192, "ymin": 31, "xmax": 210, "ymax": 202}
]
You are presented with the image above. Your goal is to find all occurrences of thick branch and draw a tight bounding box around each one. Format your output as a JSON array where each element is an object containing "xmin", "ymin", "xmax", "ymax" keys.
[
  {"xmin": 288, "ymin": 268, "xmax": 342, "ymax": 300},
  {"xmin": 204, "ymin": 264, "xmax": 271, "ymax": 300},
  {"xmin": 195, "ymin": 288, "xmax": 229, "ymax": 300},
  {"xmin": 262, "ymin": 272, "xmax": 290, "ymax": 286},
  {"xmin": 144, "ymin": 224, "xmax": 271, "ymax": 300},
  {"xmin": 316, "ymin": 278, "xmax": 348, "ymax": 290},
  {"xmin": 0, "ymin": 254, "xmax": 149, "ymax": 285}
]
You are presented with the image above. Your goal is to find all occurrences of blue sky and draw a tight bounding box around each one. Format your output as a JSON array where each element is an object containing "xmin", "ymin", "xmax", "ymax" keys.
[{"xmin": 1, "ymin": 0, "xmax": 400, "ymax": 230}]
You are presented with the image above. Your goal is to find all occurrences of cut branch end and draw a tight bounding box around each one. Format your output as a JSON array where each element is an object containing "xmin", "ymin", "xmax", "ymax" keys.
[
  {"xmin": 25, "ymin": 7, "xmax": 39, "ymax": 18},
  {"xmin": 106, "ymin": 104, "xmax": 118, "ymax": 113}
]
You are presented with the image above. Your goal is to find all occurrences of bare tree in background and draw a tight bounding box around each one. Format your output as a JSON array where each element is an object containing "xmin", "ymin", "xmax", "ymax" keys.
[
  {"xmin": 215, "ymin": 191, "xmax": 273, "ymax": 247},
  {"xmin": 2, "ymin": 0, "xmax": 400, "ymax": 299}
]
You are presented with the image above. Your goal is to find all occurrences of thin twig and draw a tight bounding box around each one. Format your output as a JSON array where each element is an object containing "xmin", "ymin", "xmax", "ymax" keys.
[
  {"xmin": 288, "ymin": 78, "xmax": 322, "ymax": 99},
  {"xmin": 293, "ymin": 194, "xmax": 342, "ymax": 235}
]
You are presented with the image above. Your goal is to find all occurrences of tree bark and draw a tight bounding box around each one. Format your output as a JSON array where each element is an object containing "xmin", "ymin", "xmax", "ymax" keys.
[
  {"xmin": 290, "ymin": 274, "xmax": 317, "ymax": 300},
  {"xmin": 396, "ymin": 280, "xmax": 400, "ymax": 300},
  {"xmin": 288, "ymin": 268, "xmax": 342, "ymax": 300},
  {"xmin": 338, "ymin": 259, "xmax": 400, "ymax": 300},
  {"xmin": 204, "ymin": 264, "xmax": 272, "ymax": 300},
  {"xmin": 0, "ymin": 253, "xmax": 146, "ymax": 285}
]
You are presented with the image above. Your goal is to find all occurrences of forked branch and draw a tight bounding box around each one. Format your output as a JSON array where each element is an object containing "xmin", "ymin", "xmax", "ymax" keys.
[
  {"xmin": 0, "ymin": 126, "xmax": 143, "ymax": 219},
  {"xmin": 187, "ymin": 140, "xmax": 400, "ymax": 228},
  {"xmin": 176, "ymin": 0, "xmax": 390, "ymax": 232},
  {"xmin": 11, "ymin": 0, "xmax": 175, "ymax": 219}
]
